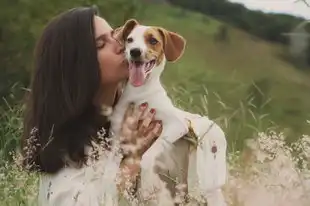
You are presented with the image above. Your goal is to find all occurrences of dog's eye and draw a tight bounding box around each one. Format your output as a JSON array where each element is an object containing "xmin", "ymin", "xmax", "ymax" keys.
[
  {"xmin": 149, "ymin": 37, "xmax": 158, "ymax": 45},
  {"xmin": 127, "ymin": 37, "xmax": 133, "ymax": 43}
]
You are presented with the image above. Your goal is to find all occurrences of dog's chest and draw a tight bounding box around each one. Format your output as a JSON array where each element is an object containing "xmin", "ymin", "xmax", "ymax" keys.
[{"xmin": 109, "ymin": 88, "xmax": 188, "ymax": 141}]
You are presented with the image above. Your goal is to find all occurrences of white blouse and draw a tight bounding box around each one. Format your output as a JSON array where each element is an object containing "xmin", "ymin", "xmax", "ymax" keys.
[{"xmin": 38, "ymin": 111, "xmax": 228, "ymax": 206}]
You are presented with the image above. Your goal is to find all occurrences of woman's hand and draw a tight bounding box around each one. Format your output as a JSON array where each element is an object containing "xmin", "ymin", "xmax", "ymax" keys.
[
  {"xmin": 117, "ymin": 102, "xmax": 162, "ymax": 194},
  {"xmin": 120, "ymin": 102, "xmax": 162, "ymax": 159}
]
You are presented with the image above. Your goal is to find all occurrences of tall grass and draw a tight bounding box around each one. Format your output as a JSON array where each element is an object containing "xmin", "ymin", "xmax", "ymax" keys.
[
  {"xmin": 0, "ymin": 155, "xmax": 38, "ymax": 205},
  {"xmin": 0, "ymin": 86, "xmax": 309, "ymax": 205},
  {"xmin": 224, "ymin": 132, "xmax": 310, "ymax": 206}
]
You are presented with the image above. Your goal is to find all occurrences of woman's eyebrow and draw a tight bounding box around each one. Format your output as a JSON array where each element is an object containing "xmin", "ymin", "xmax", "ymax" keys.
[
  {"xmin": 95, "ymin": 34, "xmax": 106, "ymax": 41},
  {"xmin": 95, "ymin": 30, "xmax": 114, "ymax": 42}
]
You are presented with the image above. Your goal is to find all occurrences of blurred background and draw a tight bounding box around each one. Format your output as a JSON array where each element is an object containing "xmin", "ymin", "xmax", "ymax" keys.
[{"xmin": 1, "ymin": 0, "xmax": 310, "ymax": 160}]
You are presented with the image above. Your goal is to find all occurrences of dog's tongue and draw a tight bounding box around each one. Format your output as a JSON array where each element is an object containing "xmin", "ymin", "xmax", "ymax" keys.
[{"xmin": 129, "ymin": 62, "xmax": 146, "ymax": 87}]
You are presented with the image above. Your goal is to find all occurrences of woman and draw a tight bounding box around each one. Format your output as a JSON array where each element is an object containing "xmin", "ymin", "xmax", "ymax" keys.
[
  {"xmin": 21, "ymin": 6, "xmax": 163, "ymax": 205},
  {"xmin": 21, "ymin": 6, "xmax": 228, "ymax": 206}
]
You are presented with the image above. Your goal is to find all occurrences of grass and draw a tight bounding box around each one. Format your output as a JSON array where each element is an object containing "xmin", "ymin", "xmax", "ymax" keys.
[{"xmin": 0, "ymin": 156, "xmax": 38, "ymax": 206}]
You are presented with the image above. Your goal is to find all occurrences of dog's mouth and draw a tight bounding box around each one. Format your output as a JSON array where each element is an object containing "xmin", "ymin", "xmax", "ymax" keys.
[{"xmin": 128, "ymin": 59, "xmax": 156, "ymax": 87}]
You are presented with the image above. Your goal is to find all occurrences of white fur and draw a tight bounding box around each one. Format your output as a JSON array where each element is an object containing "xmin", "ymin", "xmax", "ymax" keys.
[{"xmin": 125, "ymin": 26, "xmax": 149, "ymax": 60}]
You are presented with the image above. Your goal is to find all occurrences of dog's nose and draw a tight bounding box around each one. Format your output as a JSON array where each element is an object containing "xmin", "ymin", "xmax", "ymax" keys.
[{"xmin": 130, "ymin": 48, "xmax": 142, "ymax": 58}]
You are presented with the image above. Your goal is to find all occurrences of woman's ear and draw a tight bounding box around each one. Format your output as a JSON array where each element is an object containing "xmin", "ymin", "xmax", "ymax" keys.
[
  {"xmin": 115, "ymin": 19, "xmax": 139, "ymax": 41},
  {"xmin": 157, "ymin": 28, "xmax": 186, "ymax": 62}
]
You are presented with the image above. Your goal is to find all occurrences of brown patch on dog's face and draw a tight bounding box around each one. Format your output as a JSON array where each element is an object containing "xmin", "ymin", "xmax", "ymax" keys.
[
  {"xmin": 143, "ymin": 28, "xmax": 165, "ymax": 66},
  {"xmin": 143, "ymin": 27, "xmax": 186, "ymax": 66}
]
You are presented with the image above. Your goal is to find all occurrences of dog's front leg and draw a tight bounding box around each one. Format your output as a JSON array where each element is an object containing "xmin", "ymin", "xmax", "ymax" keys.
[
  {"xmin": 140, "ymin": 114, "xmax": 189, "ymax": 169},
  {"xmin": 138, "ymin": 116, "xmax": 189, "ymax": 205}
]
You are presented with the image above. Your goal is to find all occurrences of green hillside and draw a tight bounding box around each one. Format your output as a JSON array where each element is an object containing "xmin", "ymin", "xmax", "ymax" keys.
[{"xmin": 137, "ymin": 3, "xmax": 310, "ymax": 150}]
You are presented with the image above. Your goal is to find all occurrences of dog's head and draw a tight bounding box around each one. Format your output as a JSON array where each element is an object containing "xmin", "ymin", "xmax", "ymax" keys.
[{"xmin": 115, "ymin": 19, "xmax": 186, "ymax": 87}]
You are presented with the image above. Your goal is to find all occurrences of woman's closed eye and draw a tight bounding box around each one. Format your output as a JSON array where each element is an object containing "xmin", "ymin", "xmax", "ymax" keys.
[
  {"xmin": 96, "ymin": 31, "xmax": 117, "ymax": 49},
  {"xmin": 96, "ymin": 37, "xmax": 105, "ymax": 49}
]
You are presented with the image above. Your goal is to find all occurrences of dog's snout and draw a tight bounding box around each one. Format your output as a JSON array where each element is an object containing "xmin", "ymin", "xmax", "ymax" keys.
[{"xmin": 130, "ymin": 48, "xmax": 142, "ymax": 58}]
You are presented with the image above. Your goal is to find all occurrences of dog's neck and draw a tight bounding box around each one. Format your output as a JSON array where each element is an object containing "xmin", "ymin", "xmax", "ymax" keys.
[{"xmin": 123, "ymin": 59, "xmax": 166, "ymax": 99}]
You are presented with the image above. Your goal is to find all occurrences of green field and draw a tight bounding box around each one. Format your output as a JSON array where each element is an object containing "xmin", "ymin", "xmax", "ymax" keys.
[{"xmin": 132, "ymin": 3, "xmax": 310, "ymax": 151}]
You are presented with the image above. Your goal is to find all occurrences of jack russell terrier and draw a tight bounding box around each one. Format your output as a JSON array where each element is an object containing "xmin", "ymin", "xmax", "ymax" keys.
[
  {"xmin": 108, "ymin": 19, "xmax": 227, "ymax": 205},
  {"xmin": 109, "ymin": 19, "xmax": 189, "ymax": 162},
  {"xmin": 108, "ymin": 18, "xmax": 191, "ymax": 202}
]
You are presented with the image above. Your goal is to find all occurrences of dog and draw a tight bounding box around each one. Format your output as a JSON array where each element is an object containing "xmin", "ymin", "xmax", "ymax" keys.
[
  {"xmin": 108, "ymin": 19, "xmax": 190, "ymax": 201},
  {"xmin": 109, "ymin": 19, "xmax": 189, "ymax": 156}
]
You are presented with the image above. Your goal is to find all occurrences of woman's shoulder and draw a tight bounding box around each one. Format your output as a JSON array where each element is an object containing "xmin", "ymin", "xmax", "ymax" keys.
[
  {"xmin": 38, "ymin": 146, "xmax": 121, "ymax": 206},
  {"xmin": 38, "ymin": 166, "xmax": 89, "ymax": 206}
]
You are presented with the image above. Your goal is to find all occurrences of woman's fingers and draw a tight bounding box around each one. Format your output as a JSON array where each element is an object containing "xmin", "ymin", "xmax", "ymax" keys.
[
  {"xmin": 120, "ymin": 102, "xmax": 164, "ymax": 160},
  {"xmin": 120, "ymin": 102, "xmax": 150, "ymax": 146},
  {"xmin": 133, "ymin": 102, "xmax": 148, "ymax": 126},
  {"xmin": 120, "ymin": 102, "xmax": 136, "ymax": 144},
  {"xmin": 137, "ymin": 108, "xmax": 156, "ymax": 137},
  {"xmin": 143, "ymin": 120, "xmax": 162, "ymax": 137},
  {"xmin": 123, "ymin": 102, "xmax": 135, "ymax": 120},
  {"xmin": 124, "ymin": 102, "xmax": 148, "ymax": 130},
  {"xmin": 137, "ymin": 121, "xmax": 162, "ymax": 155},
  {"xmin": 145, "ymin": 121, "xmax": 162, "ymax": 142}
]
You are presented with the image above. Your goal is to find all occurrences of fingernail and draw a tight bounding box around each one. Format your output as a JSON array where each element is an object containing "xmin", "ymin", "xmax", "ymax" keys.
[
  {"xmin": 150, "ymin": 108, "xmax": 156, "ymax": 114},
  {"xmin": 155, "ymin": 122, "xmax": 162, "ymax": 132},
  {"xmin": 140, "ymin": 102, "xmax": 148, "ymax": 108}
]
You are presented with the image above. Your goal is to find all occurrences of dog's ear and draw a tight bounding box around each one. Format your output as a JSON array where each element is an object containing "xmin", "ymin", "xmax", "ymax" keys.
[
  {"xmin": 115, "ymin": 19, "xmax": 139, "ymax": 40},
  {"xmin": 157, "ymin": 28, "xmax": 186, "ymax": 62}
]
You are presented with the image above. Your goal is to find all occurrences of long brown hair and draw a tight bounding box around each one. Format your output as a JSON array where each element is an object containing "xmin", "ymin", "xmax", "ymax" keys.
[{"xmin": 21, "ymin": 7, "xmax": 112, "ymax": 174}]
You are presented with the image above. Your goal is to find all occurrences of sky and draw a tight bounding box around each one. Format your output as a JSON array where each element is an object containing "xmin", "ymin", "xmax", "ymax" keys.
[{"xmin": 228, "ymin": 0, "xmax": 310, "ymax": 19}]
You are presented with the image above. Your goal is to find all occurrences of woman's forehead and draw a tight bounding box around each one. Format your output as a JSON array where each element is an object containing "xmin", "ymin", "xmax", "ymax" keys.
[{"xmin": 94, "ymin": 16, "xmax": 112, "ymax": 37}]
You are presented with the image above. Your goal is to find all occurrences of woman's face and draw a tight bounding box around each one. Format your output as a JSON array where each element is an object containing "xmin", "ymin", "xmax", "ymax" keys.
[{"xmin": 94, "ymin": 16, "xmax": 129, "ymax": 85}]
